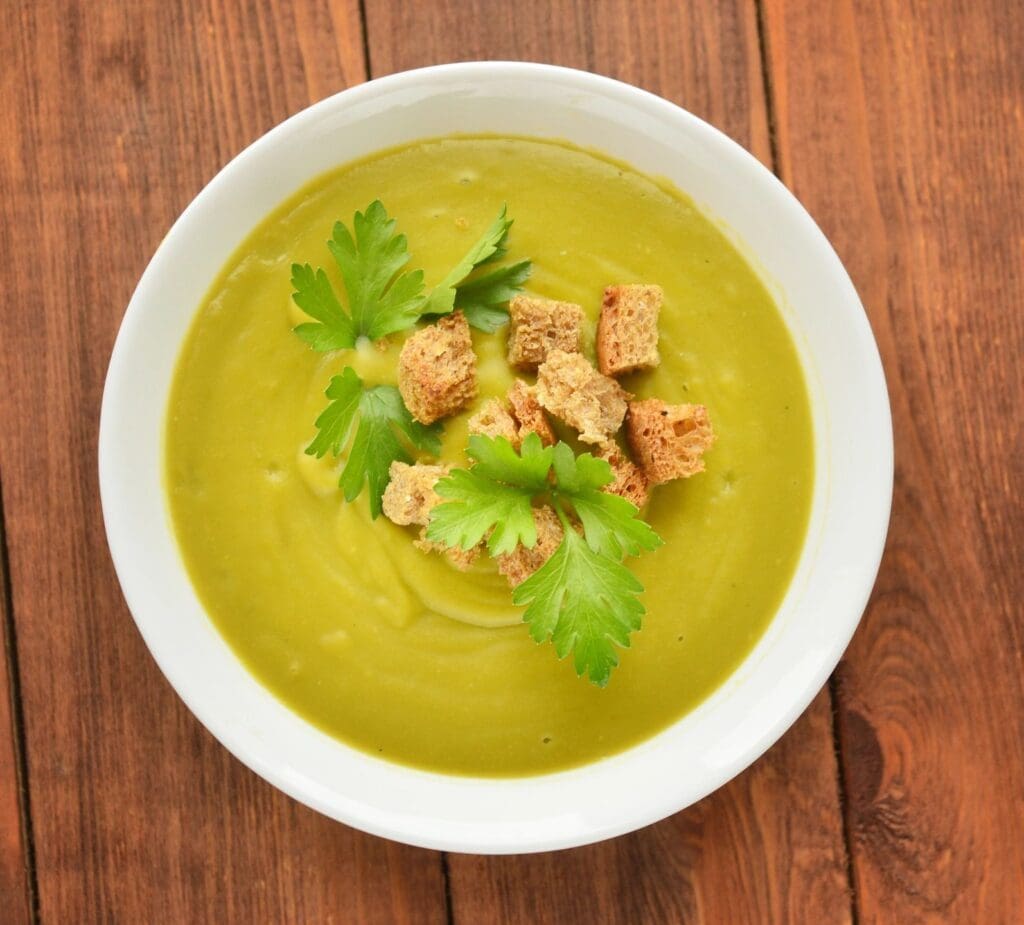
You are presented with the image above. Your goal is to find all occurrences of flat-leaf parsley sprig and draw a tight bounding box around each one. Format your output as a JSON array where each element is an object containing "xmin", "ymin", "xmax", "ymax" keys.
[
  {"xmin": 291, "ymin": 202, "xmax": 531, "ymax": 516},
  {"xmin": 291, "ymin": 201, "xmax": 426, "ymax": 348},
  {"xmin": 305, "ymin": 367, "xmax": 441, "ymax": 519},
  {"xmin": 426, "ymin": 434, "xmax": 663, "ymax": 686},
  {"xmin": 420, "ymin": 205, "xmax": 533, "ymax": 333},
  {"xmin": 291, "ymin": 200, "xmax": 530, "ymax": 345}
]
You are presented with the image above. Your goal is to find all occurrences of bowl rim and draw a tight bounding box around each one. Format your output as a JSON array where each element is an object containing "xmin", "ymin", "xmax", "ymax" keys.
[{"xmin": 99, "ymin": 60, "xmax": 893, "ymax": 853}]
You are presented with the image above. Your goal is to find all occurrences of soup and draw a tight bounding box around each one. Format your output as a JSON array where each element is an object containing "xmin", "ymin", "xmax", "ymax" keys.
[{"xmin": 165, "ymin": 136, "xmax": 813, "ymax": 776}]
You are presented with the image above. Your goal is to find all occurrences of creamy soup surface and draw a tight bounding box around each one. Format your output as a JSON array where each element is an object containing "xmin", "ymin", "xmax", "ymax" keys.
[{"xmin": 166, "ymin": 136, "xmax": 814, "ymax": 776}]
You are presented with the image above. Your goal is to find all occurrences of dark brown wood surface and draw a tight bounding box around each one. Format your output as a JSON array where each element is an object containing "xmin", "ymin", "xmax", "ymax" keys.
[
  {"xmin": 0, "ymin": 0, "xmax": 1019, "ymax": 921},
  {"xmin": 762, "ymin": 0, "xmax": 1024, "ymax": 920}
]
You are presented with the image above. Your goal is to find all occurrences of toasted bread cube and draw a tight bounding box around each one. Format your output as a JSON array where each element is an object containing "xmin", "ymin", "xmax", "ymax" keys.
[
  {"xmin": 507, "ymin": 380, "xmax": 556, "ymax": 446},
  {"xmin": 468, "ymin": 382, "xmax": 556, "ymax": 451},
  {"xmin": 597, "ymin": 284, "xmax": 662, "ymax": 376},
  {"xmin": 398, "ymin": 312, "xmax": 477, "ymax": 424},
  {"xmin": 414, "ymin": 529, "xmax": 481, "ymax": 572},
  {"xmin": 384, "ymin": 461, "xmax": 479, "ymax": 569},
  {"xmin": 626, "ymin": 399, "xmax": 716, "ymax": 484},
  {"xmin": 468, "ymin": 398, "xmax": 519, "ymax": 444},
  {"xmin": 496, "ymin": 506, "xmax": 563, "ymax": 588},
  {"xmin": 595, "ymin": 442, "xmax": 650, "ymax": 509},
  {"xmin": 507, "ymin": 295, "xmax": 585, "ymax": 369},
  {"xmin": 381, "ymin": 461, "xmax": 450, "ymax": 526},
  {"xmin": 535, "ymin": 349, "xmax": 630, "ymax": 444}
]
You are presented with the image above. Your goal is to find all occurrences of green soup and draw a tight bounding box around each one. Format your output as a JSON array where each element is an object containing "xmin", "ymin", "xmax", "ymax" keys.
[{"xmin": 166, "ymin": 136, "xmax": 813, "ymax": 776}]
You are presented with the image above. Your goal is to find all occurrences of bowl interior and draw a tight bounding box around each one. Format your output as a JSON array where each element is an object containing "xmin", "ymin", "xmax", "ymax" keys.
[{"xmin": 99, "ymin": 62, "xmax": 892, "ymax": 853}]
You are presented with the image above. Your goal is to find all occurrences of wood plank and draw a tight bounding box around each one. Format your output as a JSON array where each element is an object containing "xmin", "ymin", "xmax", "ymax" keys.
[
  {"xmin": 0, "ymin": 1, "xmax": 447, "ymax": 921},
  {"xmin": 762, "ymin": 0, "xmax": 1024, "ymax": 920},
  {"xmin": 363, "ymin": 2, "xmax": 852, "ymax": 921},
  {"xmin": 0, "ymin": 496, "xmax": 32, "ymax": 925}
]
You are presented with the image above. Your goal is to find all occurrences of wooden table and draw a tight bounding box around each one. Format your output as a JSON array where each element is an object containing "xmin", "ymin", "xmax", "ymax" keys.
[{"xmin": 2, "ymin": 1, "xmax": 1021, "ymax": 921}]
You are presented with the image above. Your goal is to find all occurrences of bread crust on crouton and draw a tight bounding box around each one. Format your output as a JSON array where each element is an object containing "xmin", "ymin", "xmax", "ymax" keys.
[
  {"xmin": 496, "ymin": 506, "xmax": 563, "ymax": 587},
  {"xmin": 507, "ymin": 295, "xmax": 585, "ymax": 369},
  {"xmin": 626, "ymin": 399, "xmax": 715, "ymax": 484},
  {"xmin": 467, "ymin": 398, "xmax": 519, "ymax": 444},
  {"xmin": 597, "ymin": 284, "xmax": 662, "ymax": 376},
  {"xmin": 413, "ymin": 529, "xmax": 480, "ymax": 571},
  {"xmin": 398, "ymin": 311, "xmax": 477, "ymax": 424},
  {"xmin": 381, "ymin": 461, "xmax": 450, "ymax": 526},
  {"xmin": 595, "ymin": 441, "xmax": 650, "ymax": 509},
  {"xmin": 506, "ymin": 380, "xmax": 556, "ymax": 446},
  {"xmin": 535, "ymin": 349, "xmax": 630, "ymax": 444}
]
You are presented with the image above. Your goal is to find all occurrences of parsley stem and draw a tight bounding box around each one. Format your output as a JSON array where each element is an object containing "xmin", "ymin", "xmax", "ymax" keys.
[{"xmin": 550, "ymin": 496, "xmax": 572, "ymax": 531}]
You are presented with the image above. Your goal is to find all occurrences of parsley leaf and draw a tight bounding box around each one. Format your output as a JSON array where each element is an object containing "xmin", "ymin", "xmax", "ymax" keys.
[
  {"xmin": 514, "ymin": 524, "xmax": 645, "ymax": 687},
  {"xmin": 431, "ymin": 469, "xmax": 537, "ymax": 555},
  {"xmin": 306, "ymin": 367, "xmax": 441, "ymax": 519},
  {"xmin": 454, "ymin": 260, "xmax": 532, "ymax": 332},
  {"xmin": 422, "ymin": 206, "xmax": 514, "ymax": 316},
  {"xmin": 426, "ymin": 435, "xmax": 663, "ymax": 685},
  {"xmin": 290, "ymin": 264, "xmax": 356, "ymax": 351},
  {"xmin": 328, "ymin": 202, "xmax": 429, "ymax": 339},
  {"xmin": 428, "ymin": 434, "xmax": 553, "ymax": 554},
  {"xmin": 305, "ymin": 366, "xmax": 362, "ymax": 457},
  {"xmin": 291, "ymin": 201, "xmax": 429, "ymax": 349},
  {"xmin": 466, "ymin": 432, "xmax": 553, "ymax": 490},
  {"xmin": 551, "ymin": 443, "xmax": 663, "ymax": 559}
]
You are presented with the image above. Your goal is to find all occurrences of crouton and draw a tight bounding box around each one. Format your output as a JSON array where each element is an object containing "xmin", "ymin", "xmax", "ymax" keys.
[
  {"xmin": 467, "ymin": 382, "xmax": 556, "ymax": 450},
  {"xmin": 381, "ymin": 461, "xmax": 450, "ymax": 526},
  {"xmin": 506, "ymin": 380, "xmax": 556, "ymax": 446},
  {"xmin": 496, "ymin": 506, "xmax": 564, "ymax": 588},
  {"xmin": 398, "ymin": 311, "xmax": 477, "ymax": 424},
  {"xmin": 597, "ymin": 284, "xmax": 662, "ymax": 376},
  {"xmin": 414, "ymin": 530, "xmax": 480, "ymax": 572},
  {"xmin": 383, "ymin": 461, "xmax": 479, "ymax": 569},
  {"xmin": 507, "ymin": 295, "xmax": 585, "ymax": 369},
  {"xmin": 535, "ymin": 349, "xmax": 630, "ymax": 444},
  {"xmin": 467, "ymin": 398, "xmax": 519, "ymax": 444},
  {"xmin": 626, "ymin": 399, "xmax": 716, "ymax": 484},
  {"xmin": 595, "ymin": 442, "xmax": 650, "ymax": 509}
]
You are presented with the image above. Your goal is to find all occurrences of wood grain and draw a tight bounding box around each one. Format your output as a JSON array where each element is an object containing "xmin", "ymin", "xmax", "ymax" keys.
[
  {"xmin": 0, "ymin": 1, "xmax": 447, "ymax": 922},
  {"xmin": 762, "ymin": 0, "xmax": 1024, "ymax": 920},
  {"xmin": 363, "ymin": 2, "xmax": 853, "ymax": 921}
]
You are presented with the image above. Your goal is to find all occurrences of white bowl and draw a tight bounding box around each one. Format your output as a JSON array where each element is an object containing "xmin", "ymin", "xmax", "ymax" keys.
[{"xmin": 99, "ymin": 62, "xmax": 892, "ymax": 853}]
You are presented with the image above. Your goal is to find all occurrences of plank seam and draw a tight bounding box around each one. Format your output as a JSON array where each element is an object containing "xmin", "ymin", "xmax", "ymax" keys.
[
  {"xmin": 441, "ymin": 852, "xmax": 454, "ymax": 925},
  {"xmin": 0, "ymin": 474, "xmax": 40, "ymax": 924},
  {"xmin": 753, "ymin": 0, "xmax": 783, "ymax": 177},
  {"xmin": 829, "ymin": 674, "xmax": 860, "ymax": 925},
  {"xmin": 357, "ymin": 0, "xmax": 375, "ymax": 79}
]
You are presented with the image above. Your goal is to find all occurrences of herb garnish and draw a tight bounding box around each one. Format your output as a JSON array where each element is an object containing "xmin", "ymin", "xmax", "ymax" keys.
[
  {"xmin": 421, "ymin": 205, "xmax": 512, "ymax": 316},
  {"xmin": 292, "ymin": 202, "xmax": 530, "ymax": 515},
  {"xmin": 427, "ymin": 434, "xmax": 663, "ymax": 686},
  {"xmin": 305, "ymin": 367, "xmax": 441, "ymax": 519},
  {"xmin": 454, "ymin": 260, "xmax": 533, "ymax": 333},
  {"xmin": 291, "ymin": 201, "xmax": 530, "ymax": 344},
  {"xmin": 291, "ymin": 201, "xmax": 427, "ymax": 348}
]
